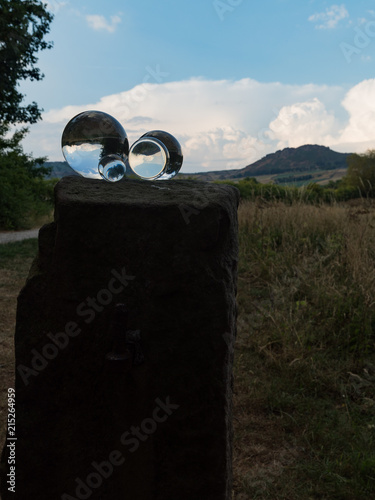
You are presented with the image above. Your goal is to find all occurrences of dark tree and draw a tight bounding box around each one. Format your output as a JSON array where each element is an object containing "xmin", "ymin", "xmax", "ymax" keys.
[
  {"xmin": 0, "ymin": 124, "xmax": 55, "ymax": 229},
  {"xmin": 0, "ymin": 0, "xmax": 53, "ymax": 125},
  {"xmin": 0, "ymin": 1, "xmax": 54, "ymax": 229}
]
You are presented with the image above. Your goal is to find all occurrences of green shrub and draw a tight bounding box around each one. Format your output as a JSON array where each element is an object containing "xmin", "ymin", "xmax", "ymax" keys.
[{"xmin": 0, "ymin": 127, "xmax": 54, "ymax": 229}]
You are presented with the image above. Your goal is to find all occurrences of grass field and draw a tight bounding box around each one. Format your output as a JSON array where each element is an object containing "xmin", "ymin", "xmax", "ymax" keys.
[
  {"xmin": 1, "ymin": 199, "xmax": 375, "ymax": 498},
  {"xmin": 253, "ymin": 168, "xmax": 347, "ymax": 187},
  {"xmin": 0, "ymin": 239, "xmax": 38, "ymax": 449}
]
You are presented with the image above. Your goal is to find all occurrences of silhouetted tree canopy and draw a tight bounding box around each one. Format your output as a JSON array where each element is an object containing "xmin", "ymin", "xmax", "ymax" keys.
[
  {"xmin": 0, "ymin": 1, "xmax": 54, "ymax": 229},
  {"xmin": 0, "ymin": 0, "xmax": 53, "ymax": 125}
]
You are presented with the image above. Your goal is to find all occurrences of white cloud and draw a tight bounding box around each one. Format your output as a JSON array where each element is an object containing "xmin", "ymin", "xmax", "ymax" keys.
[
  {"xmin": 86, "ymin": 14, "xmax": 122, "ymax": 33},
  {"xmin": 44, "ymin": 1, "xmax": 68, "ymax": 14},
  {"xmin": 339, "ymin": 79, "xmax": 375, "ymax": 143},
  {"xmin": 309, "ymin": 4, "xmax": 349, "ymax": 30},
  {"xmin": 268, "ymin": 98, "xmax": 339, "ymax": 149},
  {"xmin": 21, "ymin": 78, "xmax": 375, "ymax": 173},
  {"xmin": 181, "ymin": 127, "xmax": 269, "ymax": 171}
]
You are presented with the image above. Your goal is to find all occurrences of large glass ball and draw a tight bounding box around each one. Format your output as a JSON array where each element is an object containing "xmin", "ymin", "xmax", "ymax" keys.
[
  {"xmin": 128, "ymin": 130, "xmax": 183, "ymax": 180},
  {"xmin": 61, "ymin": 110, "xmax": 129, "ymax": 181}
]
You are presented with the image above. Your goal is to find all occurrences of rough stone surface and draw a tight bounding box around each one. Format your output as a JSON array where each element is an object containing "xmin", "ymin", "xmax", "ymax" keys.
[{"xmin": 0, "ymin": 177, "xmax": 239, "ymax": 500}]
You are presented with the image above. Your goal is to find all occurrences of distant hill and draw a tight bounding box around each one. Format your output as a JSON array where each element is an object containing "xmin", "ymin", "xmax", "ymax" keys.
[
  {"xmin": 45, "ymin": 161, "xmax": 79, "ymax": 179},
  {"xmin": 44, "ymin": 160, "xmax": 133, "ymax": 179},
  {"xmin": 236, "ymin": 144, "xmax": 350, "ymax": 178},
  {"xmin": 188, "ymin": 145, "xmax": 351, "ymax": 182},
  {"xmin": 45, "ymin": 145, "xmax": 352, "ymax": 185}
]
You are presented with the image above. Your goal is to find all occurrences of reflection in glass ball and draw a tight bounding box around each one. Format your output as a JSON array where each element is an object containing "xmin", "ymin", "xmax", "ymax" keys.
[
  {"xmin": 98, "ymin": 154, "xmax": 126, "ymax": 182},
  {"xmin": 61, "ymin": 110, "xmax": 129, "ymax": 181},
  {"xmin": 128, "ymin": 130, "xmax": 183, "ymax": 180},
  {"xmin": 129, "ymin": 138, "xmax": 168, "ymax": 180}
]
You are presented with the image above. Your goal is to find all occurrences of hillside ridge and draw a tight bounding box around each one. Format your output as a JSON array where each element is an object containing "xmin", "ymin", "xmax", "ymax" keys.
[
  {"xmin": 44, "ymin": 145, "xmax": 352, "ymax": 182},
  {"xmin": 190, "ymin": 144, "xmax": 351, "ymax": 181}
]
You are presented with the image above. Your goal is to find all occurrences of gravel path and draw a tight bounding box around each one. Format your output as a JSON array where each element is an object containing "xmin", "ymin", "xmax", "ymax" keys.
[{"xmin": 0, "ymin": 228, "xmax": 40, "ymax": 244}]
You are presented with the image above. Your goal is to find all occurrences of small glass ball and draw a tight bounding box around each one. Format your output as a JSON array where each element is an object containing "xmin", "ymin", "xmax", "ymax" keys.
[
  {"xmin": 128, "ymin": 130, "xmax": 183, "ymax": 180},
  {"xmin": 98, "ymin": 154, "xmax": 126, "ymax": 182}
]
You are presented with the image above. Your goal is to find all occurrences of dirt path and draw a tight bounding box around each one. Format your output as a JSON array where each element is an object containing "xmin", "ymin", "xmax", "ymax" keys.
[{"xmin": 0, "ymin": 228, "xmax": 40, "ymax": 244}]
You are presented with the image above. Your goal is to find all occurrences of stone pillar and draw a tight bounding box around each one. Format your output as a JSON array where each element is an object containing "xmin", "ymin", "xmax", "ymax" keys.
[{"xmin": 0, "ymin": 177, "xmax": 239, "ymax": 500}]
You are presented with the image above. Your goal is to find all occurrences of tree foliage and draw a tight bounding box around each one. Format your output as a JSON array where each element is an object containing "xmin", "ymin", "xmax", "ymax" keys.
[
  {"xmin": 344, "ymin": 150, "xmax": 375, "ymax": 196},
  {"xmin": 0, "ymin": 1, "xmax": 54, "ymax": 229},
  {"xmin": 0, "ymin": 0, "xmax": 53, "ymax": 125},
  {"xmin": 0, "ymin": 123, "xmax": 55, "ymax": 229}
]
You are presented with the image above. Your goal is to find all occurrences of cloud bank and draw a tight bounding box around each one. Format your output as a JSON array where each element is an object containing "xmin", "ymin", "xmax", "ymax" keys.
[
  {"xmin": 22, "ymin": 78, "xmax": 375, "ymax": 173},
  {"xmin": 44, "ymin": 1, "xmax": 68, "ymax": 14},
  {"xmin": 85, "ymin": 14, "xmax": 122, "ymax": 33},
  {"xmin": 309, "ymin": 4, "xmax": 349, "ymax": 30}
]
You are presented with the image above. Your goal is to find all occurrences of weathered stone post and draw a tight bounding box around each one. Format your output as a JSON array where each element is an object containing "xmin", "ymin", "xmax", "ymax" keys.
[{"xmin": 0, "ymin": 177, "xmax": 239, "ymax": 500}]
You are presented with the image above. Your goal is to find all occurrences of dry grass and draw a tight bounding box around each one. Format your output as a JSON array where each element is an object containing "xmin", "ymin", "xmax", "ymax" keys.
[
  {"xmin": 0, "ymin": 269, "xmax": 18, "ymax": 448},
  {"xmin": 0, "ymin": 240, "xmax": 38, "ymax": 448},
  {"xmin": 233, "ymin": 199, "xmax": 375, "ymax": 499}
]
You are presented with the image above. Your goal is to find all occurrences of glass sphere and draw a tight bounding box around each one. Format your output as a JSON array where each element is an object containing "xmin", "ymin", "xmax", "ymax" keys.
[
  {"xmin": 98, "ymin": 154, "xmax": 127, "ymax": 183},
  {"xmin": 61, "ymin": 110, "xmax": 129, "ymax": 181},
  {"xmin": 128, "ymin": 130, "xmax": 183, "ymax": 180}
]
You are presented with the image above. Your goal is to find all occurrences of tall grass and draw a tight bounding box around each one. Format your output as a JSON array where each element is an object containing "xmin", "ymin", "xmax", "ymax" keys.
[
  {"xmin": 234, "ymin": 199, "xmax": 375, "ymax": 499},
  {"xmin": 0, "ymin": 239, "xmax": 39, "ymax": 450},
  {"xmin": 218, "ymin": 178, "xmax": 362, "ymax": 204}
]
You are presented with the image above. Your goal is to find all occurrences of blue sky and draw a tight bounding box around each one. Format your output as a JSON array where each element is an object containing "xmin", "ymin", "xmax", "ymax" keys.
[{"xmin": 19, "ymin": 0, "xmax": 375, "ymax": 172}]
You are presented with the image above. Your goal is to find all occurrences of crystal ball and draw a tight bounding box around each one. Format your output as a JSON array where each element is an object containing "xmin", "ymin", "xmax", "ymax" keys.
[
  {"xmin": 128, "ymin": 130, "xmax": 183, "ymax": 180},
  {"xmin": 61, "ymin": 110, "xmax": 129, "ymax": 181},
  {"xmin": 98, "ymin": 154, "xmax": 127, "ymax": 183}
]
